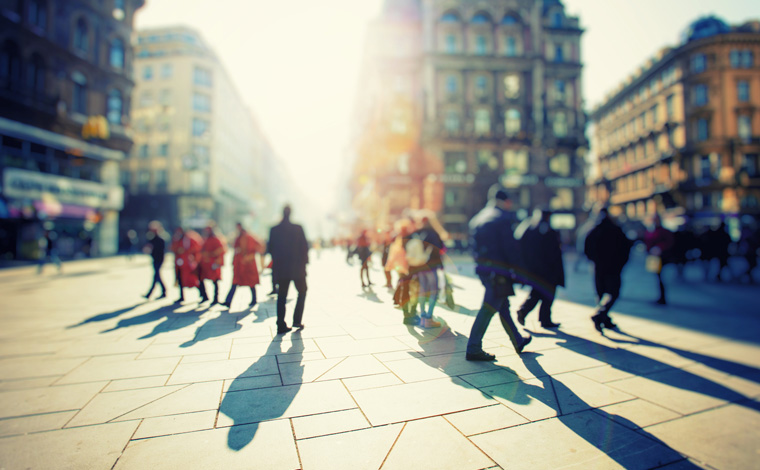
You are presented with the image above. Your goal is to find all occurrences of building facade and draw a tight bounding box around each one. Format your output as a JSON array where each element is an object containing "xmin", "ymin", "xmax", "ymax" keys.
[
  {"xmin": 589, "ymin": 17, "xmax": 760, "ymax": 234},
  {"xmin": 120, "ymin": 27, "xmax": 271, "ymax": 239},
  {"xmin": 349, "ymin": 0, "xmax": 588, "ymax": 239},
  {"xmin": 0, "ymin": 0, "xmax": 143, "ymax": 260}
]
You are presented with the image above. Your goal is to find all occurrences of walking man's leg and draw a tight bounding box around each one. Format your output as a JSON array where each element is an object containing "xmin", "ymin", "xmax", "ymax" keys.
[
  {"xmin": 466, "ymin": 276, "xmax": 499, "ymax": 360},
  {"xmin": 223, "ymin": 284, "xmax": 237, "ymax": 307},
  {"xmin": 516, "ymin": 286, "xmax": 540, "ymax": 325},
  {"xmin": 292, "ymin": 277, "xmax": 307, "ymax": 328},
  {"xmin": 537, "ymin": 286, "xmax": 558, "ymax": 327},
  {"xmin": 276, "ymin": 280, "xmax": 292, "ymax": 333},
  {"xmin": 249, "ymin": 286, "xmax": 257, "ymax": 307}
]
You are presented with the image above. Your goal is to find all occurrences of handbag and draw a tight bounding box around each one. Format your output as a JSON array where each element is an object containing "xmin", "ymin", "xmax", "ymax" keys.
[{"xmin": 646, "ymin": 255, "xmax": 662, "ymax": 274}]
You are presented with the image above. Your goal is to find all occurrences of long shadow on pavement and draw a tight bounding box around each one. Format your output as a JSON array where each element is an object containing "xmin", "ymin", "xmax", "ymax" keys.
[
  {"xmin": 67, "ymin": 302, "xmax": 145, "ymax": 328},
  {"xmin": 179, "ymin": 309, "xmax": 253, "ymax": 347},
  {"xmin": 219, "ymin": 333, "xmax": 303, "ymax": 451}
]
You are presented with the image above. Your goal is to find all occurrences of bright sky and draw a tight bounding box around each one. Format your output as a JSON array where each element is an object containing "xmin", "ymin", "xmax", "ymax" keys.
[{"xmin": 135, "ymin": 0, "xmax": 757, "ymax": 221}]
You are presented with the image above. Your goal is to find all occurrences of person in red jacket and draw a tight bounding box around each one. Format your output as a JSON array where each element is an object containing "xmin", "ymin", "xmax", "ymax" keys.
[
  {"xmin": 199, "ymin": 223, "xmax": 227, "ymax": 304},
  {"xmin": 174, "ymin": 227, "xmax": 203, "ymax": 303},
  {"xmin": 223, "ymin": 222, "xmax": 265, "ymax": 309},
  {"xmin": 644, "ymin": 214, "xmax": 674, "ymax": 305}
]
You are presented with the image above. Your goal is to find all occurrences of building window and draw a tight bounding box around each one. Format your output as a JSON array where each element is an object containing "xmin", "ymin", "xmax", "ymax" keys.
[
  {"xmin": 74, "ymin": 17, "xmax": 88, "ymax": 53},
  {"xmin": 444, "ymin": 110, "xmax": 460, "ymax": 132},
  {"xmin": 192, "ymin": 145, "xmax": 210, "ymax": 167},
  {"xmin": 192, "ymin": 118, "xmax": 209, "ymax": 137},
  {"xmin": 666, "ymin": 95, "xmax": 674, "ymax": 120},
  {"xmin": 474, "ymin": 109, "xmax": 490, "ymax": 135},
  {"xmin": 551, "ymin": 12, "xmax": 563, "ymax": 28},
  {"xmin": 503, "ymin": 149, "xmax": 528, "ymax": 174},
  {"xmin": 554, "ymin": 44, "xmax": 564, "ymax": 63},
  {"xmin": 28, "ymin": 0, "xmax": 46, "ymax": 30},
  {"xmin": 651, "ymin": 104, "xmax": 659, "ymax": 124},
  {"xmin": 475, "ymin": 75, "xmax": 487, "ymax": 96},
  {"xmin": 444, "ymin": 189, "xmax": 466, "ymax": 208},
  {"xmin": 553, "ymin": 112, "xmax": 568, "ymax": 137},
  {"xmin": 549, "ymin": 153, "xmax": 570, "ymax": 176},
  {"xmin": 189, "ymin": 171, "xmax": 207, "ymax": 193},
  {"xmin": 120, "ymin": 170, "xmax": 130, "ymax": 186},
  {"xmin": 113, "ymin": 0, "xmax": 126, "ymax": 20},
  {"xmin": 445, "ymin": 35, "xmax": 457, "ymax": 54},
  {"xmin": 501, "ymin": 14, "xmax": 517, "ymax": 25},
  {"xmin": 691, "ymin": 53, "xmax": 706, "ymax": 73},
  {"xmin": 139, "ymin": 91, "xmax": 152, "ymax": 108},
  {"xmin": 158, "ymin": 142, "xmax": 169, "ymax": 157},
  {"xmin": 106, "ymin": 89, "xmax": 122, "ymax": 124},
  {"xmin": 441, "ymin": 12, "xmax": 459, "ymax": 23},
  {"xmin": 475, "ymin": 35, "xmax": 487, "ymax": 55},
  {"xmin": 555, "ymin": 79, "xmax": 566, "ymax": 104},
  {"xmin": 1, "ymin": 40, "xmax": 23, "ymax": 89},
  {"xmin": 193, "ymin": 66, "xmax": 212, "ymax": 87},
  {"xmin": 137, "ymin": 170, "xmax": 150, "ymax": 191},
  {"xmin": 159, "ymin": 88, "xmax": 171, "ymax": 105},
  {"xmin": 26, "ymin": 53, "xmax": 45, "ymax": 95},
  {"xmin": 696, "ymin": 118, "xmax": 709, "ymax": 141},
  {"xmin": 738, "ymin": 81, "xmax": 750, "ymax": 102},
  {"xmin": 503, "ymin": 74, "xmax": 520, "ymax": 99},
  {"xmin": 72, "ymin": 71, "xmax": 87, "ymax": 114},
  {"xmin": 744, "ymin": 154, "xmax": 759, "ymax": 177},
  {"xmin": 550, "ymin": 188, "xmax": 574, "ymax": 210},
  {"xmin": 505, "ymin": 36, "xmax": 517, "ymax": 57},
  {"xmin": 109, "ymin": 38, "xmax": 124, "ymax": 69},
  {"xmin": 160, "ymin": 63, "xmax": 172, "ymax": 79},
  {"xmin": 693, "ymin": 84, "xmax": 708, "ymax": 106},
  {"xmin": 731, "ymin": 49, "xmax": 755, "ymax": 69},
  {"xmin": 738, "ymin": 115, "xmax": 752, "ymax": 141},
  {"xmin": 142, "ymin": 65, "xmax": 153, "ymax": 80},
  {"xmin": 504, "ymin": 109, "xmax": 520, "ymax": 135},
  {"xmin": 155, "ymin": 170, "xmax": 167, "ymax": 191},
  {"xmin": 444, "ymin": 152, "xmax": 467, "ymax": 173},
  {"xmin": 192, "ymin": 92, "xmax": 211, "ymax": 112},
  {"xmin": 445, "ymin": 75, "xmax": 458, "ymax": 95},
  {"xmin": 138, "ymin": 144, "xmax": 149, "ymax": 158}
]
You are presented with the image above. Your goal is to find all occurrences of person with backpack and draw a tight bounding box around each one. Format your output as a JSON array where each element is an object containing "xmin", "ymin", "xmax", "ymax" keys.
[
  {"xmin": 406, "ymin": 217, "xmax": 445, "ymax": 328},
  {"xmin": 466, "ymin": 186, "xmax": 532, "ymax": 361}
]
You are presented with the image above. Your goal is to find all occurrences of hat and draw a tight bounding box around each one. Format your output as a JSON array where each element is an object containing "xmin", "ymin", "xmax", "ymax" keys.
[{"xmin": 488, "ymin": 184, "xmax": 509, "ymax": 201}]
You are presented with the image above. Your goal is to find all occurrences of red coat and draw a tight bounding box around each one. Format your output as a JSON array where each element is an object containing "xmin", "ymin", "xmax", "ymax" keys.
[
  {"xmin": 199, "ymin": 234, "xmax": 226, "ymax": 281},
  {"xmin": 176, "ymin": 230, "xmax": 202, "ymax": 288},
  {"xmin": 232, "ymin": 232, "xmax": 263, "ymax": 287}
]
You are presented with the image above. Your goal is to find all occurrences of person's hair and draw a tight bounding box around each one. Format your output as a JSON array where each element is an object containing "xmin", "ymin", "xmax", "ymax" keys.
[
  {"xmin": 283, "ymin": 205, "xmax": 291, "ymax": 220},
  {"xmin": 148, "ymin": 220, "xmax": 163, "ymax": 231},
  {"xmin": 488, "ymin": 184, "xmax": 508, "ymax": 201}
]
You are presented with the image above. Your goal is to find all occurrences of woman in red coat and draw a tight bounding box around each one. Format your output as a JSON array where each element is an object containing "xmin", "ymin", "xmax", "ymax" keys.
[
  {"xmin": 175, "ymin": 228, "xmax": 203, "ymax": 303},
  {"xmin": 199, "ymin": 224, "xmax": 227, "ymax": 304},
  {"xmin": 222, "ymin": 222, "xmax": 265, "ymax": 309}
]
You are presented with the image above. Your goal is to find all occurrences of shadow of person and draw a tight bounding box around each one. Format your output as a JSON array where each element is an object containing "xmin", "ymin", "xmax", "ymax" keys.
[
  {"xmin": 67, "ymin": 302, "xmax": 144, "ymax": 328},
  {"xmin": 100, "ymin": 303, "xmax": 181, "ymax": 334},
  {"xmin": 137, "ymin": 305, "xmax": 206, "ymax": 340},
  {"xmin": 179, "ymin": 309, "xmax": 253, "ymax": 347},
  {"xmin": 358, "ymin": 286, "xmax": 382, "ymax": 303},
  {"xmin": 219, "ymin": 332, "xmax": 303, "ymax": 451}
]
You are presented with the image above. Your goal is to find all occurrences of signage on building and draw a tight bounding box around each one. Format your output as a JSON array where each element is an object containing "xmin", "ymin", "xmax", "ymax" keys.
[
  {"xmin": 501, "ymin": 174, "xmax": 539, "ymax": 188},
  {"xmin": 544, "ymin": 177, "xmax": 584, "ymax": 188},
  {"xmin": 432, "ymin": 173, "xmax": 476, "ymax": 184},
  {"xmin": 3, "ymin": 168, "xmax": 124, "ymax": 210}
]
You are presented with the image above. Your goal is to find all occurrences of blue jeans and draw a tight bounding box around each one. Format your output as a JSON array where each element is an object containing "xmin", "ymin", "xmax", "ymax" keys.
[
  {"xmin": 415, "ymin": 269, "xmax": 439, "ymax": 318},
  {"xmin": 467, "ymin": 274, "xmax": 522, "ymax": 354}
]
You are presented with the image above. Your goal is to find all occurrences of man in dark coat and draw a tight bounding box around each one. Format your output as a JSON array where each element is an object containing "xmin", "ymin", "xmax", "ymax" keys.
[
  {"xmin": 268, "ymin": 205, "xmax": 309, "ymax": 334},
  {"xmin": 143, "ymin": 221, "xmax": 167, "ymax": 299},
  {"xmin": 514, "ymin": 209, "xmax": 564, "ymax": 329},
  {"xmin": 584, "ymin": 208, "xmax": 633, "ymax": 332},
  {"xmin": 466, "ymin": 186, "xmax": 532, "ymax": 361}
]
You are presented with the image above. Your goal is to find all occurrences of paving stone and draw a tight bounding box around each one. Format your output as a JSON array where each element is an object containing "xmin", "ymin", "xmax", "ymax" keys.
[
  {"xmin": 57, "ymin": 355, "xmax": 180, "ymax": 384},
  {"xmin": 292, "ymin": 408, "xmax": 370, "ymax": 439},
  {"xmin": 0, "ymin": 420, "xmax": 138, "ymax": 470},
  {"xmin": 217, "ymin": 380, "xmax": 356, "ymax": 427},
  {"xmin": 297, "ymin": 423, "xmax": 402, "ymax": 470},
  {"xmin": 574, "ymin": 365, "xmax": 635, "ymax": 383},
  {"xmin": 479, "ymin": 377, "xmax": 559, "ymax": 422},
  {"xmin": 167, "ymin": 356, "xmax": 277, "ymax": 385},
  {"xmin": 341, "ymin": 373, "xmax": 403, "ymax": 391},
  {"xmin": 103, "ymin": 375, "xmax": 168, "ymax": 392},
  {"xmin": 67, "ymin": 384, "xmax": 185, "ymax": 426},
  {"xmin": 315, "ymin": 336, "xmax": 411, "ymax": 358},
  {"xmin": 459, "ymin": 369, "xmax": 522, "ymax": 388},
  {"xmin": 0, "ymin": 357, "xmax": 87, "ymax": 381},
  {"xmin": 445, "ymin": 404, "xmax": 528, "ymax": 436},
  {"xmin": 0, "ymin": 410, "xmax": 77, "ymax": 438},
  {"xmin": 317, "ymin": 355, "xmax": 390, "ymax": 382},
  {"xmin": 372, "ymin": 350, "xmax": 423, "ymax": 362},
  {"xmin": 0, "ymin": 382, "xmax": 106, "ymax": 419},
  {"xmin": 645, "ymin": 403, "xmax": 760, "ymax": 470},
  {"xmin": 279, "ymin": 357, "xmax": 343, "ymax": 385},
  {"xmin": 133, "ymin": 410, "xmax": 216, "ymax": 439},
  {"xmin": 0, "ymin": 376, "xmax": 60, "ymax": 391},
  {"xmin": 223, "ymin": 374, "xmax": 282, "ymax": 392},
  {"xmin": 138, "ymin": 340, "xmax": 232, "ymax": 359},
  {"xmin": 385, "ymin": 352, "xmax": 502, "ymax": 384},
  {"xmin": 552, "ymin": 372, "xmax": 636, "ymax": 414},
  {"xmin": 471, "ymin": 411, "xmax": 684, "ymax": 470},
  {"xmin": 180, "ymin": 352, "xmax": 230, "ymax": 363},
  {"xmin": 115, "ymin": 419, "xmax": 299, "ymax": 469},
  {"xmin": 118, "ymin": 382, "xmax": 223, "ymax": 421},
  {"xmin": 382, "ymin": 416, "xmax": 494, "ymax": 469},
  {"xmin": 352, "ymin": 377, "xmax": 496, "ymax": 426},
  {"xmin": 596, "ymin": 399, "xmax": 682, "ymax": 429}
]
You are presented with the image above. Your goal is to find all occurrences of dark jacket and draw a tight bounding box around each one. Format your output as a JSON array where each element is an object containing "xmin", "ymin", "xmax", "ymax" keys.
[
  {"xmin": 148, "ymin": 233, "xmax": 166, "ymax": 266},
  {"xmin": 469, "ymin": 203, "xmax": 520, "ymax": 285},
  {"xmin": 410, "ymin": 225, "xmax": 444, "ymax": 271},
  {"xmin": 584, "ymin": 216, "xmax": 632, "ymax": 275},
  {"xmin": 268, "ymin": 219, "xmax": 309, "ymax": 282},
  {"xmin": 514, "ymin": 217, "xmax": 565, "ymax": 288}
]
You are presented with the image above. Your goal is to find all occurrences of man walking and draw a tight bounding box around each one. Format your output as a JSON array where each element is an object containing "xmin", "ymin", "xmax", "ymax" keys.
[
  {"xmin": 268, "ymin": 205, "xmax": 309, "ymax": 334},
  {"xmin": 514, "ymin": 208, "xmax": 564, "ymax": 328},
  {"xmin": 143, "ymin": 221, "xmax": 167, "ymax": 299},
  {"xmin": 584, "ymin": 208, "xmax": 633, "ymax": 332},
  {"xmin": 466, "ymin": 186, "xmax": 532, "ymax": 361}
]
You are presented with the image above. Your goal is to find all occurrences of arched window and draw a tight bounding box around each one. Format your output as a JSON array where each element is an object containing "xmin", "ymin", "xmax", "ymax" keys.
[
  {"xmin": 501, "ymin": 14, "xmax": 518, "ymax": 25},
  {"xmin": 72, "ymin": 71, "xmax": 87, "ymax": 114},
  {"xmin": 74, "ymin": 17, "xmax": 88, "ymax": 52},
  {"xmin": 471, "ymin": 13, "xmax": 490, "ymax": 24},
  {"xmin": 109, "ymin": 38, "xmax": 124, "ymax": 69},
  {"xmin": 475, "ymin": 35, "xmax": 487, "ymax": 55},
  {"xmin": 441, "ymin": 12, "xmax": 459, "ymax": 23},
  {"xmin": 26, "ymin": 53, "xmax": 45, "ymax": 95},
  {"xmin": 107, "ymin": 89, "xmax": 122, "ymax": 124},
  {"xmin": 0, "ymin": 40, "xmax": 22, "ymax": 90},
  {"xmin": 506, "ymin": 36, "xmax": 516, "ymax": 57}
]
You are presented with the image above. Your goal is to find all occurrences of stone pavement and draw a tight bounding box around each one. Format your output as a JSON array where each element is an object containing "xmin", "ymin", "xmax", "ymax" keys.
[{"xmin": 0, "ymin": 249, "xmax": 759, "ymax": 469}]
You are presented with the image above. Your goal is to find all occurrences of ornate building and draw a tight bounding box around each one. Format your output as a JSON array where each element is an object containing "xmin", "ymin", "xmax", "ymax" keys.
[
  {"xmin": 0, "ymin": 0, "xmax": 144, "ymax": 260},
  {"xmin": 349, "ymin": 0, "xmax": 587, "ymax": 239},
  {"xmin": 589, "ymin": 17, "xmax": 760, "ymax": 233}
]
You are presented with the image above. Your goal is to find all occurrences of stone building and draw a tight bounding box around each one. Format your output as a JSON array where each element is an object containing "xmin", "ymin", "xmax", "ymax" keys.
[
  {"xmin": 588, "ymin": 16, "xmax": 760, "ymax": 234},
  {"xmin": 0, "ymin": 0, "xmax": 144, "ymax": 260}
]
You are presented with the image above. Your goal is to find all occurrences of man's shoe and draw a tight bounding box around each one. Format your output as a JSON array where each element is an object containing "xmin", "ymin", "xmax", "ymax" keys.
[
  {"xmin": 516, "ymin": 334, "xmax": 532, "ymax": 354},
  {"xmin": 293, "ymin": 324, "xmax": 305, "ymax": 329},
  {"xmin": 157, "ymin": 293, "xmax": 167, "ymax": 299},
  {"xmin": 420, "ymin": 317, "xmax": 442, "ymax": 328},
  {"xmin": 277, "ymin": 326, "xmax": 293, "ymax": 335},
  {"xmin": 656, "ymin": 298, "xmax": 667, "ymax": 305},
  {"xmin": 220, "ymin": 302, "xmax": 231, "ymax": 309},
  {"xmin": 142, "ymin": 293, "xmax": 151, "ymax": 300},
  {"xmin": 249, "ymin": 302, "xmax": 257, "ymax": 308},
  {"xmin": 603, "ymin": 318, "xmax": 618, "ymax": 329},
  {"xmin": 591, "ymin": 314, "xmax": 604, "ymax": 333},
  {"xmin": 402, "ymin": 316, "xmax": 420, "ymax": 326},
  {"xmin": 268, "ymin": 290, "xmax": 277, "ymax": 296},
  {"xmin": 517, "ymin": 311, "xmax": 527, "ymax": 326},
  {"xmin": 541, "ymin": 321, "xmax": 561, "ymax": 329},
  {"xmin": 466, "ymin": 350, "xmax": 496, "ymax": 362}
]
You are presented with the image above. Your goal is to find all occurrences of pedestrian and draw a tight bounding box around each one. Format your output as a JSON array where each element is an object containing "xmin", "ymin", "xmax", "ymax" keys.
[
  {"xmin": 738, "ymin": 223, "xmax": 759, "ymax": 283},
  {"xmin": 223, "ymin": 222, "xmax": 265, "ymax": 309},
  {"xmin": 643, "ymin": 214, "xmax": 674, "ymax": 305},
  {"xmin": 173, "ymin": 227, "xmax": 203, "ymax": 303},
  {"xmin": 381, "ymin": 230, "xmax": 394, "ymax": 289},
  {"xmin": 513, "ymin": 208, "xmax": 564, "ymax": 329},
  {"xmin": 126, "ymin": 229, "xmax": 139, "ymax": 260},
  {"xmin": 142, "ymin": 221, "xmax": 167, "ymax": 299},
  {"xmin": 37, "ymin": 229, "xmax": 62, "ymax": 274},
  {"xmin": 386, "ymin": 220, "xmax": 420, "ymax": 325},
  {"xmin": 356, "ymin": 229, "xmax": 373, "ymax": 288},
  {"xmin": 268, "ymin": 205, "xmax": 309, "ymax": 334},
  {"xmin": 198, "ymin": 223, "xmax": 226, "ymax": 304},
  {"xmin": 584, "ymin": 208, "xmax": 633, "ymax": 332},
  {"xmin": 708, "ymin": 222, "xmax": 732, "ymax": 282},
  {"xmin": 170, "ymin": 227, "xmax": 183, "ymax": 288},
  {"xmin": 466, "ymin": 186, "xmax": 532, "ymax": 361},
  {"xmin": 409, "ymin": 216, "xmax": 445, "ymax": 328}
]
